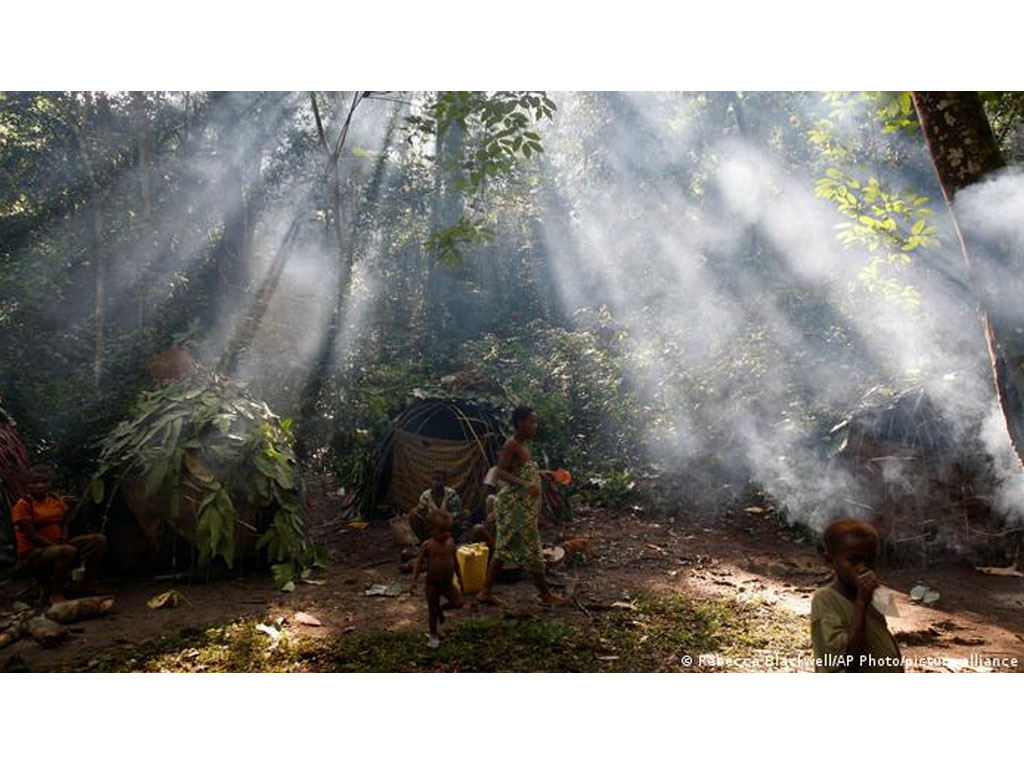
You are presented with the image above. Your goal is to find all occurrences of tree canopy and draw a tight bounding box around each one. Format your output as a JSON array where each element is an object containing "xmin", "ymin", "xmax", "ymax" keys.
[{"xmin": 3, "ymin": 90, "xmax": 1024, "ymax": 539}]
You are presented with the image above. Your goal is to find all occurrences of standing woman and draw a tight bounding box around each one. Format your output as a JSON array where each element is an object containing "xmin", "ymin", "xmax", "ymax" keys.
[{"xmin": 477, "ymin": 406, "xmax": 566, "ymax": 606}]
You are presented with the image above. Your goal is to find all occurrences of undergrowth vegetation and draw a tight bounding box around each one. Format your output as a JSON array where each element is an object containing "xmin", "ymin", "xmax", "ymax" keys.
[{"xmin": 82, "ymin": 591, "xmax": 808, "ymax": 673}]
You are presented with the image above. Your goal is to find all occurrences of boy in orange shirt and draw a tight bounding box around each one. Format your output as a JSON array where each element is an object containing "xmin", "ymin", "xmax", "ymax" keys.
[{"xmin": 10, "ymin": 465, "xmax": 106, "ymax": 604}]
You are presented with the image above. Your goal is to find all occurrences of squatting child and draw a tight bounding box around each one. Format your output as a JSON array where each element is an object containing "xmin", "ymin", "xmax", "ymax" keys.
[
  {"xmin": 409, "ymin": 508, "xmax": 464, "ymax": 648},
  {"xmin": 811, "ymin": 518, "xmax": 903, "ymax": 672}
]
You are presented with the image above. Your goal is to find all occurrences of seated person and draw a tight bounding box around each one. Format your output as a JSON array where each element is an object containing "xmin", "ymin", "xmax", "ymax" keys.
[
  {"xmin": 10, "ymin": 465, "xmax": 107, "ymax": 604},
  {"xmin": 408, "ymin": 469, "xmax": 466, "ymax": 542}
]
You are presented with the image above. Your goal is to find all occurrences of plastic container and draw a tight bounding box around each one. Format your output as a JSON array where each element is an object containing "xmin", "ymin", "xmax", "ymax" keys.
[
  {"xmin": 551, "ymin": 469, "xmax": 572, "ymax": 485},
  {"xmin": 455, "ymin": 543, "xmax": 489, "ymax": 594},
  {"xmin": 871, "ymin": 585, "xmax": 899, "ymax": 617}
]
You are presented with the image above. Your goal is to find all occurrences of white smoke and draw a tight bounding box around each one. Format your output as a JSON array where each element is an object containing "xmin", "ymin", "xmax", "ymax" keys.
[{"xmin": 535, "ymin": 92, "xmax": 1023, "ymax": 530}]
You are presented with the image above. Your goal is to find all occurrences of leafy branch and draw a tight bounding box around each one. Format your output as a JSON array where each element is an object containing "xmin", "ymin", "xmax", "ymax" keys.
[{"xmin": 408, "ymin": 91, "xmax": 557, "ymax": 262}]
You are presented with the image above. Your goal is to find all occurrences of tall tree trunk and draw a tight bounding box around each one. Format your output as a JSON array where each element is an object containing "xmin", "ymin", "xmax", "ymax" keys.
[
  {"xmin": 299, "ymin": 92, "xmax": 365, "ymax": 454},
  {"xmin": 311, "ymin": 92, "xmax": 362, "ymax": 314},
  {"xmin": 215, "ymin": 98, "xmax": 252, "ymax": 311},
  {"xmin": 330, "ymin": 153, "xmax": 350, "ymax": 317},
  {"xmin": 67, "ymin": 93, "xmax": 106, "ymax": 388},
  {"xmin": 911, "ymin": 91, "xmax": 1024, "ymax": 464},
  {"xmin": 426, "ymin": 96, "xmax": 464, "ymax": 360},
  {"xmin": 91, "ymin": 195, "xmax": 105, "ymax": 387},
  {"xmin": 132, "ymin": 91, "xmax": 152, "ymax": 329}
]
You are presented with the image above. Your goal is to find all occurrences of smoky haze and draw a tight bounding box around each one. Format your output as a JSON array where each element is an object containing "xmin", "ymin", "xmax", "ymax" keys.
[
  {"xmin": 535, "ymin": 92, "xmax": 1022, "ymax": 529},
  {"xmin": 3, "ymin": 91, "xmax": 1023, "ymax": 533}
]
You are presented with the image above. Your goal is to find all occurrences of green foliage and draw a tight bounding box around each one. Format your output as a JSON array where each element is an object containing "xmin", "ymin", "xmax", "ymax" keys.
[
  {"xmin": 874, "ymin": 91, "xmax": 918, "ymax": 135},
  {"xmin": 422, "ymin": 213, "xmax": 494, "ymax": 266},
  {"xmin": 816, "ymin": 170, "xmax": 937, "ymax": 254},
  {"xmin": 409, "ymin": 91, "xmax": 555, "ymax": 195},
  {"xmin": 464, "ymin": 312, "xmax": 648, "ymax": 473},
  {"xmin": 327, "ymin": 360, "xmax": 436, "ymax": 489},
  {"xmin": 91, "ymin": 375, "xmax": 313, "ymax": 573},
  {"xmin": 809, "ymin": 93, "xmax": 940, "ymax": 308},
  {"xmin": 807, "ymin": 92, "xmax": 917, "ymax": 164},
  {"xmin": 980, "ymin": 91, "xmax": 1024, "ymax": 164},
  {"xmin": 581, "ymin": 469, "xmax": 640, "ymax": 509},
  {"xmin": 815, "ymin": 167, "xmax": 938, "ymax": 305},
  {"xmin": 408, "ymin": 91, "xmax": 556, "ymax": 263}
]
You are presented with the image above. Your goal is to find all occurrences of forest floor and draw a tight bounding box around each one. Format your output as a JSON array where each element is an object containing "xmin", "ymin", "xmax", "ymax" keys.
[{"xmin": 2, "ymin": 489, "xmax": 1023, "ymax": 672}]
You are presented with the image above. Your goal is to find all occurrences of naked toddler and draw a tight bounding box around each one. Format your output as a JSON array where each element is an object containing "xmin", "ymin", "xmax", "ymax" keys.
[{"xmin": 410, "ymin": 509, "xmax": 464, "ymax": 648}]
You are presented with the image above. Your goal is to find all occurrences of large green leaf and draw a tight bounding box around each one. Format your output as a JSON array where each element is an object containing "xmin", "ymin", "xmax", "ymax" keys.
[
  {"xmin": 270, "ymin": 562, "xmax": 294, "ymax": 590},
  {"xmin": 143, "ymin": 456, "xmax": 170, "ymax": 497},
  {"xmin": 272, "ymin": 481, "xmax": 300, "ymax": 512}
]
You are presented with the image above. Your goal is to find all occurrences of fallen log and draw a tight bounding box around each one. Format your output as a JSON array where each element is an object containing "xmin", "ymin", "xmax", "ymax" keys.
[{"xmin": 46, "ymin": 595, "xmax": 116, "ymax": 624}]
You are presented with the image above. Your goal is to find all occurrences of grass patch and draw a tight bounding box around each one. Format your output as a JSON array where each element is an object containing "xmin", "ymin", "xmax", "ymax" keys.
[
  {"xmin": 589, "ymin": 592, "xmax": 809, "ymax": 671},
  {"xmin": 85, "ymin": 623, "xmax": 309, "ymax": 673},
  {"xmin": 81, "ymin": 591, "xmax": 809, "ymax": 673}
]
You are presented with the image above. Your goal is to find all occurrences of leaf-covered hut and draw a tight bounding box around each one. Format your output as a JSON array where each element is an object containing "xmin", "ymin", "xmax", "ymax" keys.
[{"xmin": 88, "ymin": 375, "xmax": 316, "ymax": 585}]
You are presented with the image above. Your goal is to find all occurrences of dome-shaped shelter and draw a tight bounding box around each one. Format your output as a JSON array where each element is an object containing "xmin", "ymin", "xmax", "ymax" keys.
[
  {"xmin": 360, "ymin": 394, "xmax": 506, "ymax": 519},
  {"xmin": 827, "ymin": 379, "xmax": 1022, "ymax": 564},
  {"xmin": 87, "ymin": 375, "xmax": 312, "ymax": 581}
]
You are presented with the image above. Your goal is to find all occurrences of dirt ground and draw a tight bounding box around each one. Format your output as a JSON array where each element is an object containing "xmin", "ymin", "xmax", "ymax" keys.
[{"xmin": 2, "ymin": 500, "xmax": 1022, "ymax": 672}]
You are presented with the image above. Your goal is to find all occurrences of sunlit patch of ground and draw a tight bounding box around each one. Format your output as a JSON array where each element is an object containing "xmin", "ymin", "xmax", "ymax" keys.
[
  {"xmin": 2, "ymin": 502, "xmax": 1021, "ymax": 672},
  {"xmin": 80, "ymin": 591, "xmax": 807, "ymax": 673}
]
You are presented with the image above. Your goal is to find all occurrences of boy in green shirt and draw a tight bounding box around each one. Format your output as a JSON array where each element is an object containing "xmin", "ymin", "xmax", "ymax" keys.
[{"xmin": 811, "ymin": 518, "xmax": 903, "ymax": 672}]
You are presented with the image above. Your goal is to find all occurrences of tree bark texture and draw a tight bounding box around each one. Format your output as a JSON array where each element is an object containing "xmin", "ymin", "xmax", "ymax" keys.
[
  {"xmin": 132, "ymin": 91, "xmax": 152, "ymax": 328},
  {"xmin": 912, "ymin": 91, "xmax": 1024, "ymax": 465},
  {"xmin": 299, "ymin": 92, "xmax": 365, "ymax": 433},
  {"xmin": 427, "ymin": 100, "xmax": 464, "ymax": 356},
  {"xmin": 67, "ymin": 93, "xmax": 106, "ymax": 388}
]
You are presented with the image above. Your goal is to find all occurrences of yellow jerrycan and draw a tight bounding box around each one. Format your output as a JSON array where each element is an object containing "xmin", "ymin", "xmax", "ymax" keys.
[{"xmin": 454, "ymin": 542, "xmax": 489, "ymax": 594}]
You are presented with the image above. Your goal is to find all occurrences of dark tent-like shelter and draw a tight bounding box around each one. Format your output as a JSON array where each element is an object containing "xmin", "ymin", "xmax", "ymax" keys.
[{"xmin": 361, "ymin": 395, "xmax": 506, "ymax": 518}]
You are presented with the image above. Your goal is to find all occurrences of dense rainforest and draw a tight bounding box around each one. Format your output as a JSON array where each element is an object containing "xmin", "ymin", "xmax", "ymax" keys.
[
  {"xmin": 3, "ymin": 90, "xmax": 1024, "ymax": 676},
  {"xmin": 3, "ymin": 91, "xmax": 1024, "ymax": 527}
]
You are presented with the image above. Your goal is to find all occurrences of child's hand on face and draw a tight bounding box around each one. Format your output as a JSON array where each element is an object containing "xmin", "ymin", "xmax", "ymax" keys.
[{"xmin": 854, "ymin": 568, "xmax": 879, "ymax": 603}]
